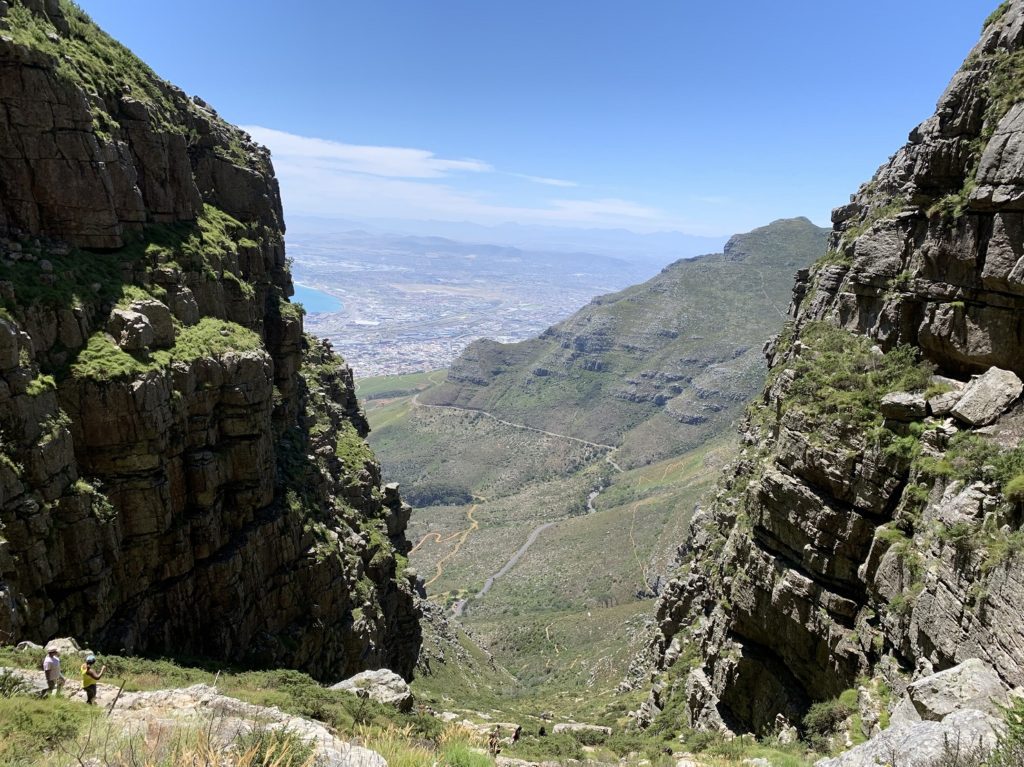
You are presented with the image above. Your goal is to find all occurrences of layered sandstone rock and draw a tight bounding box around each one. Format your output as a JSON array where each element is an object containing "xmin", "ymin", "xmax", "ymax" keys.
[
  {"xmin": 640, "ymin": 0, "xmax": 1024, "ymax": 736},
  {"xmin": 0, "ymin": 0, "xmax": 419, "ymax": 680}
]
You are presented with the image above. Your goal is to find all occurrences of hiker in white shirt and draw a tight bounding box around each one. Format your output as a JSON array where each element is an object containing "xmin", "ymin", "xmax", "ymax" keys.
[{"xmin": 42, "ymin": 648, "xmax": 65, "ymax": 696}]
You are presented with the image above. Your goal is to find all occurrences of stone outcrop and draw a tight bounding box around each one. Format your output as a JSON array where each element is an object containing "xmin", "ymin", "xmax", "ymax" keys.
[
  {"xmin": 640, "ymin": 0, "xmax": 1024, "ymax": 739},
  {"xmin": 110, "ymin": 684, "xmax": 388, "ymax": 767},
  {"xmin": 330, "ymin": 668, "xmax": 415, "ymax": 712},
  {"xmin": 815, "ymin": 709, "xmax": 1001, "ymax": 767},
  {"xmin": 816, "ymin": 660, "xmax": 1010, "ymax": 767},
  {"xmin": 0, "ymin": 670, "xmax": 387, "ymax": 767},
  {"xmin": 0, "ymin": 1, "xmax": 419, "ymax": 680}
]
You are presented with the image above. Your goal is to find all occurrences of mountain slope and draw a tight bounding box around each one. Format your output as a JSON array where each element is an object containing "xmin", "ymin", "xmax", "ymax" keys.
[
  {"xmin": 423, "ymin": 218, "xmax": 828, "ymax": 468},
  {"xmin": 366, "ymin": 218, "xmax": 824, "ymax": 715},
  {"xmin": 0, "ymin": 0, "xmax": 419, "ymax": 680},
  {"xmin": 641, "ymin": 0, "xmax": 1024, "ymax": 736}
]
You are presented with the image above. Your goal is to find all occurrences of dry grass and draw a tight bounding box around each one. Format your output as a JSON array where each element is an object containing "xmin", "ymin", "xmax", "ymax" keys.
[{"xmin": 29, "ymin": 715, "xmax": 324, "ymax": 767}]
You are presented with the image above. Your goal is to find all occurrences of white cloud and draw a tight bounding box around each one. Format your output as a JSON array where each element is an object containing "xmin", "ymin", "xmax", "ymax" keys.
[
  {"xmin": 245, "ymin": 125, "xmax": 687, "ymax": 231},
  {"xmin": 243, "ymin": 125, "xmax": 491, "ymax": 178},
  {"xmin": 509, "ymin": 173, "xmax": 578, "ymax": 188}
]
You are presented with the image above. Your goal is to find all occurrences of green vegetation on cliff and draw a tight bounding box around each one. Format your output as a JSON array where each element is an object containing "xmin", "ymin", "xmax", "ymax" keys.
[
  {"xmin": 0, "ymin": 0, "xmax": 419, "ymax": 683},
  {"xmin": 777, "ymin": 321, "xmax": 933, "ymax": 428}
]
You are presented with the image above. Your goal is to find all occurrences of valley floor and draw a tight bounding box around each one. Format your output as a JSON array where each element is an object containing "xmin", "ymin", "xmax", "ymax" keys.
[{"xmin": 363, "ymin": 372, "xmax": 735, "ymax": 721}]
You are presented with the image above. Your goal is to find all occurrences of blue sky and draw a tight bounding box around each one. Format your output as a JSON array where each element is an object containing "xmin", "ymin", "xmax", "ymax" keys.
[{"xmin": 81, "ymin": 0, "xmax": 998, "ymax": 236}]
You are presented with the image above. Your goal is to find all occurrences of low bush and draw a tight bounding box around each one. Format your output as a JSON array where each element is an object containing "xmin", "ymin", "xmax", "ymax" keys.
[
  {"xmin": 804, "ymin": 695, "xmax": 855, "ymax": 748},
  {"xmin": 441, "ymin": 741, "xmax": 493, "ymax": 767},
  {"xmin": 0, "ymin": 696, "xmax": 99, "ymax": 765},
  {"xmin": 235, "ymin": 727, "xmax": 322, "ymax": 767},
  {"xmin": 783, "ymin": 322, "xmax": 933, "ymax": 430},
  {"xmin": 504, "ymin": 732, "xmax": 583, "ymax": 762}
]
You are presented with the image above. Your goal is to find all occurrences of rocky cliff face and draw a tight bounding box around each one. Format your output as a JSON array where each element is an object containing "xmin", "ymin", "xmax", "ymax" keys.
[
  {"xmin": 640, "ymin": 0, "xmax": 1024, "ymax": 735},
  {"xmin": 0, "ymin": 0, "xmax": 420, "ymax": 680}
]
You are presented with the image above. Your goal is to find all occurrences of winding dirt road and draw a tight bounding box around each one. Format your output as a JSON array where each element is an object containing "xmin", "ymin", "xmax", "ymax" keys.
[
  {"xmin": 418, "ymin": 502, "xmax": 481, "ymax": 589},
  {"xmin": 409, "ymin": 394, "xmax": 628, "ymax": 612}
]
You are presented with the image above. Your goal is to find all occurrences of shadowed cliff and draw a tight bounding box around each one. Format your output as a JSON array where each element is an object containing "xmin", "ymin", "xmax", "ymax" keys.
[
  {"xmin": 0, "ymin": 0, "xmax": 420, "ymax": 680},
  {"xmin": 640, "ymin": 0, "xmax": 1024, "ymax": 738}
]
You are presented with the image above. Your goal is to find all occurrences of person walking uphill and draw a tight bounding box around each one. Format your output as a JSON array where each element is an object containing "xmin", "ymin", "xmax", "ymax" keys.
[
  {"xmin": 81, "ymin": 655, "xmax": 106, "ymax": 704},
  {"xmin": 42, "ymin": 648, "xmax": 64, "ymax": 696}
]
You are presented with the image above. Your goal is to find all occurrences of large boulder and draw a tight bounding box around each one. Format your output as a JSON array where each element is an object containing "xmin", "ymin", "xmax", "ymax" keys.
[
  {"xmin": 880, "ymin": 391, "xmax": 927, "ymax": 421},
  {"xmin": 107, "ymin": 309, "xmax": 154, "ymax": 353},
  {"xmin": 169, "ymin": 287, "xmax": 200, "ymax": 326},
  {"xmin": 129, "ymin": 298, "xmax": 175, "ymax": 348},
  {"xmin": 329, "ymin": 669, "xmax": 413, "ymax": 712},
  {"xmin": 44, "ymin": 637, "xmax": 87, "ymax": 657},
  {"xmin": 904, "ymin": 659, "xmax": 1009, "ymax": 722},
  {"xmin": 815, "ymin": 709, "xmax": 1000, "ymax": 767},
  {"xmin": 951, "ymin": 367, "xmax": 1023, "ymax": 426}
]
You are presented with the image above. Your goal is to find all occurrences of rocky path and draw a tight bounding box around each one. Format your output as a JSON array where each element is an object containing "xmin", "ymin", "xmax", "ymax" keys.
[
  {"xmin": 477, "ymin": 521, "xmax": 557, "ymax": 598},
  {"xmin": 752, "ymin": 265, "xmax": 789, "ymax": 320},
  {"xmin": 420, "ymin": 503, "xmax": 481, "ymax": 589}
]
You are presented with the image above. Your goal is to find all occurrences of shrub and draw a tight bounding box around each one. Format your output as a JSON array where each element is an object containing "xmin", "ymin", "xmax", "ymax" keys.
[
  {"xmin": 356, "ymin": 724, "xmax": 435, "ymax": 767},
  {"xmin": 25, "ymin": 374, "xmax": 56, "ymax": 396},
  {"xmin": 0, "ymin": 696, "xmax": 99, "ymax": 765},
  {"xmin": 0, "ymin": 669, "xmax": 30, "ymax": 698},
  {"xmin": 783, "ymin": 322, "xmax": 933, "ymax": 431},
  {"xmin": 984, "ymin": 1, "xmax": 1012, "ymax": 30},
  {"xmin": 987, "ymin": 696, "xmax": 1024, "ymax": 767},
  {"xmin": 804, "ymin": 695, "xmax": 855, "ymax": 745},
  {"xmin": 235, "ymin": 727, "xmax": 322, "ymax": 767},
  {"xmin": 1004, "ymin": 474, "xmax": 1024, "ymax": 504},
  {"xmin": 440, "ymin": 741, "xmax": 493, "ymax": 767},
  {"xmin": 505, "ymin": 733, "xmax": 583, "ymax": 762},
  {"xmin": 938, "ymin": 521, "xmax": 978, "ymax": 571}
]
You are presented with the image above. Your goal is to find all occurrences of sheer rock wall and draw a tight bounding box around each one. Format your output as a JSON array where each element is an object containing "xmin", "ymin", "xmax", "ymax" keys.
[
  {"xmin": 640, "ymin": 1, "xmax": 1024, "ymax": 734},
  {"xmin": 0, "ymin": 0, "xmax": 420, "ymax": 680}
]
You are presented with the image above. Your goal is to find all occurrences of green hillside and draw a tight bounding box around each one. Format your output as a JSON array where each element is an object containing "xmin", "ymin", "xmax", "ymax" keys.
[
  {"xmin": 365, "ymin": 218, "xmax": 825, "ymax": 717},
  {"xmin": 421, "ymin": 217, "xmax": 828, "ymax": 468}
]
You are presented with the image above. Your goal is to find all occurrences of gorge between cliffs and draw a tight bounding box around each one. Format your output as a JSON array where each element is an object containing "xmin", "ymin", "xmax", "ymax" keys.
[{"xmin": 2, "ymin": 2, "xmax": 1024, "ymax": 767}]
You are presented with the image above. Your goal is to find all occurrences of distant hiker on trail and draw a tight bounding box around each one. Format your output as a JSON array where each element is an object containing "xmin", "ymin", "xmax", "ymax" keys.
[
  {"xmin": 81, "ymin": 655, "xmax": 106, "ymax": 704},
  {"xmin": 42, "ymin": 648, "xmax": 64, "ymax": 696},
  {"xmin": 488, "ymin": 727, "xmax": 500, "ymax": 756}
]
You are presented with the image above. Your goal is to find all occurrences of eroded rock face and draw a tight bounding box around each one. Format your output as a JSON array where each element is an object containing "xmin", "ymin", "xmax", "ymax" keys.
[
  {"xmin": 0, "ymin": 1, "xmax": 420, "ymax": 681},
  {"xmin": 640, "ymin": 0, "xmax": 1024, "ymax": 738}
]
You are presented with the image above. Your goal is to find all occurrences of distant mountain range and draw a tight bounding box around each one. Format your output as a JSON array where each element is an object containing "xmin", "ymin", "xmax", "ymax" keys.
[{"xmin": 286, "ymin": 214, "xmax": 729, "ymax": 263}]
